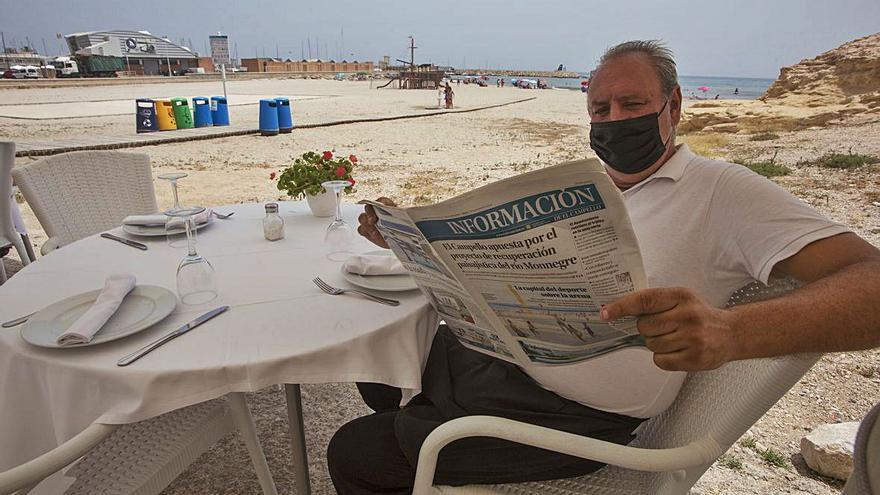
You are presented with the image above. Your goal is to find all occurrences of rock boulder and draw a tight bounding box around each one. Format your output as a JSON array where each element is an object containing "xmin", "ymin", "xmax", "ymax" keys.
[{"xmin": 800, "ymin": 422, "xmax": 859, "ymax": 480}]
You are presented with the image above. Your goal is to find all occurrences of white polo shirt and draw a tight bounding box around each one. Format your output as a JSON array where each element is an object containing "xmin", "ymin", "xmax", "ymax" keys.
[{"xmin": 529, "ymin": 144, "xmax": 850, "ymax": 418}]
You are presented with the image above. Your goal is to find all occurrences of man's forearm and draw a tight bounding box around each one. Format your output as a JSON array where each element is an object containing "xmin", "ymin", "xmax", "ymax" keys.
[{"xmin": 727, "ymin": 260, "xmax": 880, "ymax": 360}]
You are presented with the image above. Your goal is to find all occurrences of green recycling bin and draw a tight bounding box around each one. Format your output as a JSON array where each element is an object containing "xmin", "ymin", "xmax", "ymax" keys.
[{"xmin": 170, "ymin": 97, "xmax": 194, "ymax": 129}]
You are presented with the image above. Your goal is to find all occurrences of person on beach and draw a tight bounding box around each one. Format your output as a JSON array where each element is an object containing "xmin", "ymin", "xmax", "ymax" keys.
[
  {"xmin": 526, "ymin": 320, "xmax": 538, "ymax": 337},
  {"xmin": 581, "ymin": 321, "xmax": 596, "ymax": 337},
  {"xmin": 506, "ymin": 319, "xmax": 528, "ymax": 338},
  {"xmin": 330, "ymin": 40, "xmax": 880, "ymax": 494},
  {"xmin": 444, "ymin": 82, "xmax": 454, "ymax": 109}
]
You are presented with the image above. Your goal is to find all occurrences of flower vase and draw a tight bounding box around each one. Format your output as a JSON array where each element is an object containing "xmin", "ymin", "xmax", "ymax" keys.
[{"xmin": 306, "ymin": 189, "xmax": 336, "ymax": 217}]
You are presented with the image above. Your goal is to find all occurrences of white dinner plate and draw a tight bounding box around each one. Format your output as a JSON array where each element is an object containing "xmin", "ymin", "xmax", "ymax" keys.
[
  {"xmin": 341, "ymin": 250, "xmax": 420, "ymax": 292},
  {"xmin": 123, "ymin": 218, "xmax": 211, "ymax": 237},
  {"xmin": 21, "ymin": 285, "xmax": 177, "ymax": 349}
]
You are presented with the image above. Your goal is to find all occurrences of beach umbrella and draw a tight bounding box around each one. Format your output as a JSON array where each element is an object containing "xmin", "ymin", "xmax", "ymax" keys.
[{"xmin": 697, "ymin": 85, "xmax": 710, "ymax": 92}]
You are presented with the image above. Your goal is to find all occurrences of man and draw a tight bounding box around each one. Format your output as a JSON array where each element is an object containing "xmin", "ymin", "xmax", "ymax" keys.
[{"xmin": 329, "ymin": 40, "xmax": 880, "ymax": 494}]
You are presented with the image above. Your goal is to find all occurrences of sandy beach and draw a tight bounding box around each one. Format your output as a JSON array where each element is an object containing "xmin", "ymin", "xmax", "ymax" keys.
[{"xmin": 2, "ymin": 77, "xmax": 879, "ymax": 495}]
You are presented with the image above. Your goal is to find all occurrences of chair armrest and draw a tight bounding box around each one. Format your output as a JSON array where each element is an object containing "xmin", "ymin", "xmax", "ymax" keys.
[
  {"xmin": 412, "ymin": 415, "xmax": 723, "ymax": 495},
  {"xmin": 39, "ymin": 237, "xmax": 61, "ymax": 256},
  {"xmin": 0, "ymin": 423, "xmax": 118, "ymax": 494}
]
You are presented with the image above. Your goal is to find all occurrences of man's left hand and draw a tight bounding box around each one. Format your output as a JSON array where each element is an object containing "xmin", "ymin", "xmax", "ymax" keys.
[{"xmin": 600, "ymin": 287, "xmax": 738, "ymax": 371}]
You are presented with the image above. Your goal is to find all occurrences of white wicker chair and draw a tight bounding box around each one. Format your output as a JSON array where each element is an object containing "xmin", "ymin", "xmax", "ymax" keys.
[
  {"xmin": 414, "ymin": 278, "xmax": 820, "ymax": 495},
  {"xmin": 0, "ymin": 142, "xmax": 33, "ymax": 283},
  {"xmin": 11, "ymin": 151, "xmax": 158, "ymax": 255},
  {"xmin": 843, "ymin": 400, "xmax": 880, "ymax": 495},
  {"xmin": 0, "ymin": 394, "xmax": 279, "ymax": 495}
]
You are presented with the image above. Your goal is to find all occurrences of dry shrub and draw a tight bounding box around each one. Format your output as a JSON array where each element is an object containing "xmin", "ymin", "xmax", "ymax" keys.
[
  {"xmin": 677, "ymin": 132, "xmax": 731, "ymax": 158},
  {"xmin": 498, "ymin": 118, "xmax": 584, "ymax": 147},
  {"xmin": 799, "ymin": 152, "xmax": 880, "ymax": 170},
  {"xmin": 749, "ymin": 132, "xmax": 780, "ymax": 141}
]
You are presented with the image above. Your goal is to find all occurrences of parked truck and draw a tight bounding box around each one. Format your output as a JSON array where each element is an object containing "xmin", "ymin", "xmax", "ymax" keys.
[{"xmin": 52, "ymin": 55, "xmax": 124, "ymax": 78}]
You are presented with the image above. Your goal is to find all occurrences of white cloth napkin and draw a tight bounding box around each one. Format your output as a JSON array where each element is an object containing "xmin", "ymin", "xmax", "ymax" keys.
[
  {"xmin": 344, "ymin": 254, "xmax": 407, "ymax": 276},
  {"xmin": 56, "ymin": 274, "xmax": 137, "ymax": 346},
  {"xmin": 123, "ymin": 209, "xmax": 212, "ymax": 228}
]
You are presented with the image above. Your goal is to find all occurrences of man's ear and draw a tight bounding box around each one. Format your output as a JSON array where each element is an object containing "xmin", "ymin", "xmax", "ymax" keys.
[{"xmin": 670, "ymin": 85, "xmax": 683, "ymax": 126}]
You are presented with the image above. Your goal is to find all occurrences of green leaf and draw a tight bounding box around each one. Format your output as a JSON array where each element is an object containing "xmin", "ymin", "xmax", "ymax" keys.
[{"xmin": 275, "ymin": 150, "xmax": 357, "ymax": 199}]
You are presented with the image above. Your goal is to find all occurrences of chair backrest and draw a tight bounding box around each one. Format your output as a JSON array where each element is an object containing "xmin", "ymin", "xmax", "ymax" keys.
[
  {"xmin": 11, "ymin": 151, "xmax": 158, "ymax": 250},
  {"xmin": 843, "ymin": 400, "xmax": 880, "ymax": 494},
  {"xmin": 622, "ymin": 277, "xmax": 819, "ymax": 493}
]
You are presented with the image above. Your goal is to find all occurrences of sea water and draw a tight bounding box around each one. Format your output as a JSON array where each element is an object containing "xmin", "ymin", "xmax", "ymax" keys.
[
  {"xmin": 678, "ymin": 75, "xmax": 774, "ymax": 100},
  {"xmin": 476, "ymin": 74, "xmax": 774, "ymax": 100}
]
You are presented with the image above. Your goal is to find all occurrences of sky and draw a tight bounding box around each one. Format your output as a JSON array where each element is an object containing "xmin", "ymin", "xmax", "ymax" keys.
[{"xmin": 1, "ymin": 0, "xmax": 879, "ymax": 78}]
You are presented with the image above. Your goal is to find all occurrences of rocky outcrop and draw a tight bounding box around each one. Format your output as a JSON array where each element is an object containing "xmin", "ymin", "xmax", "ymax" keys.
[
  {"xmin": 763, "ymin": 33, "xmax": 880, "ymax": 105},
  {"xmin": 680, "ymin": 32, "xmax": 880, "ymax": 134}
]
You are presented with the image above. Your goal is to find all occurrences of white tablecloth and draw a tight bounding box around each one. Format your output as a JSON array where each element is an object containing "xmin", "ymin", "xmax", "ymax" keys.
[{"xmin": 0, "ymin": 201, "xmax": 438, "ymax": 471}]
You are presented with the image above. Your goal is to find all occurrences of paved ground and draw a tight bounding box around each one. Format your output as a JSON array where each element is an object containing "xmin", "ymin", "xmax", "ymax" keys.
[{"xmin": 0, "ymin": 94, "xmax": 326, "ymax": 120}]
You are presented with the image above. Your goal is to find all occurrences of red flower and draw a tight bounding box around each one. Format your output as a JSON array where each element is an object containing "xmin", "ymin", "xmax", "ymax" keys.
[
  {"xmin": 349, "ymin": 154, "xmax": 358, "ymax": 164},
  {"xmin": 322, "ymin": 151, "xmax": 333, "ymax": 160},
  {"xmin": 269, "ymin": 172, "xmax": 276, "ymax": 180},
  {"xmin": 335, "ymin": 166, "xmax": 347, "ymax": 178},
  {"xmin": 347, "ymin": 178, "xmax": 356, "ymax": 187}
]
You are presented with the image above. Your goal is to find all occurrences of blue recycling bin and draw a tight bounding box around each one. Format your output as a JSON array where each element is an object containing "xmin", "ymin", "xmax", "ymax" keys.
[
  {"xmin": 192, "ymin": 97, "xmax": 213, "ymax": 127},
  {"xmin": 135, "ymin": 98, "xmax": 158, "ymax": 133},
  {"xmin": 275, "ymin": 97, "xmax": 292, "ymax": 133},
  {"xmin": 259, "ymin": 99, "xmax": 279, "ymax": 136},
  {"xmin": 210, "ymin": 96, "xmax": 229, "ymax": 126}
]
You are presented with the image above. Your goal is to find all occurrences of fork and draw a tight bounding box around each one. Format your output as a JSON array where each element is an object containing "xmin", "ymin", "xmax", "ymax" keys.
[{"xmin": 312, "ymin": 277, "xmax": 400, "ymax": 306}]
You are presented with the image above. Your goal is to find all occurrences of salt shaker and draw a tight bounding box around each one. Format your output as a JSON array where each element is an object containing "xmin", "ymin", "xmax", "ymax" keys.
[{"xmin": 263, "ymin": 203, "xmax": 284, "ymax": 241}]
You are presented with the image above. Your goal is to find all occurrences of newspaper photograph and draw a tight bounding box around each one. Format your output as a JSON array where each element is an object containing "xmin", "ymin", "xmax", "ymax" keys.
[
  {"xmin": 362, "ymin": 200, "xmax": 517, "ymax": 361},
  {"xmin": 361, "ymin": 158, "xmax": 647, "ymax": 368}
]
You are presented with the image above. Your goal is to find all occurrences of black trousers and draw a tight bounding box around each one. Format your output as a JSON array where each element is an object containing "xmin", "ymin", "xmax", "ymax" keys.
[{"xmin": 327, "ymin": 326, "xmax": 644, "ymax": 495}]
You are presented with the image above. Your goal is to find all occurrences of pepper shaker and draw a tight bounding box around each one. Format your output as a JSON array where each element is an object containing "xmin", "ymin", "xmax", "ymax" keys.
[{"xmin": 263, "ymin": 203, "xmax": 284, "ymax": 241}]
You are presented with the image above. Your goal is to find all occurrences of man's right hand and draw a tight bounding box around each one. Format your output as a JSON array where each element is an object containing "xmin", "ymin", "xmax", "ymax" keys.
[{"xmin": 357, "ymin": 197, "xmax": 396, "ymax": 249}]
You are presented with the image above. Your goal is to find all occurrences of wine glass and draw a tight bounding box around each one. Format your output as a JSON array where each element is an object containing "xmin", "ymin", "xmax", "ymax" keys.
[
  {"xmin": 165, "ymin": 206, "xmax": 217, "ymax": 305},
  {"xmin": 158, "ymin": 172, "xmax": 192, "ymax": 248},
  {"xmin": 321, "ymin": 180, "xmax": 354, "ymax": 261}
]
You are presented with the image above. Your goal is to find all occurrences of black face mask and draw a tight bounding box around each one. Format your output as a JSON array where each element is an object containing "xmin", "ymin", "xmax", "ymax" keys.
[{"xmin": 589, "ymin": 100, "xmax": 670, "ymax": 175}]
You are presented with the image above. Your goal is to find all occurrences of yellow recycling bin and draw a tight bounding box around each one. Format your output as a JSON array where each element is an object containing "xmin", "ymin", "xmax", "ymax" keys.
[{"xmin": 155, "ymin": 100, "xmax": 177, "ymax": 131}]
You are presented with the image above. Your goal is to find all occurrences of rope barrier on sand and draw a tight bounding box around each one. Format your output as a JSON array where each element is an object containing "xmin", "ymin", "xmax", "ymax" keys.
[{"xmin": 14, "ymin": 97, "xmax": 537, "ymax": 158}]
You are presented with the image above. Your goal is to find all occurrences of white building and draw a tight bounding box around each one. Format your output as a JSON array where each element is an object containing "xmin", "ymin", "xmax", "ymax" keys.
[{"xmin": 65, "ymin": 29, "xmax": 198, "ymax": 75}]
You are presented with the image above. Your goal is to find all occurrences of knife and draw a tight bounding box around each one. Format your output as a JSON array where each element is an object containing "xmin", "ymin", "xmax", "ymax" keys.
[
  {"xmin": 117, "ymin": 306, "xmax": 229, "ymax": 366},
  {"xmin": 101, "ymin": 233, "xmax": 148, "ymax": 251}
]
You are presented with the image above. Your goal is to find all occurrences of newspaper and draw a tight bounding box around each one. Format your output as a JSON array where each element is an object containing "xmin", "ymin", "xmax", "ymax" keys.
[{"xmin": 361, "ymin": 158, "xmax": 647, "ymax": 368}]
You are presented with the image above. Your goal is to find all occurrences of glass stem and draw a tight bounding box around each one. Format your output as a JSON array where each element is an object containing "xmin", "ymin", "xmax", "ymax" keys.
[
  {"xmin": 171, "ymin": 180, "xmax": 180, "ymax": 209},
  {"xmin": 334, "ymin": 189, "xmax": 343, "ymax": 222},
  {"xmin": 185, "ymin": 217, "xmax": 197, "ymax": 257}
]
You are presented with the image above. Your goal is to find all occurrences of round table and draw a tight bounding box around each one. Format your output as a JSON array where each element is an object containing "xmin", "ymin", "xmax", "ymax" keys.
[{"xmin": 0, "ymin": 201, "xmax": 438, "ymax": 493}]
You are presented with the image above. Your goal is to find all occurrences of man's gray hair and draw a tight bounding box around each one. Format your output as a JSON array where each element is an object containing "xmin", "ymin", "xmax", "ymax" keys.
[{"xmin": 597, "ymin": 40, "xmax": 679, "ymax": 96}]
